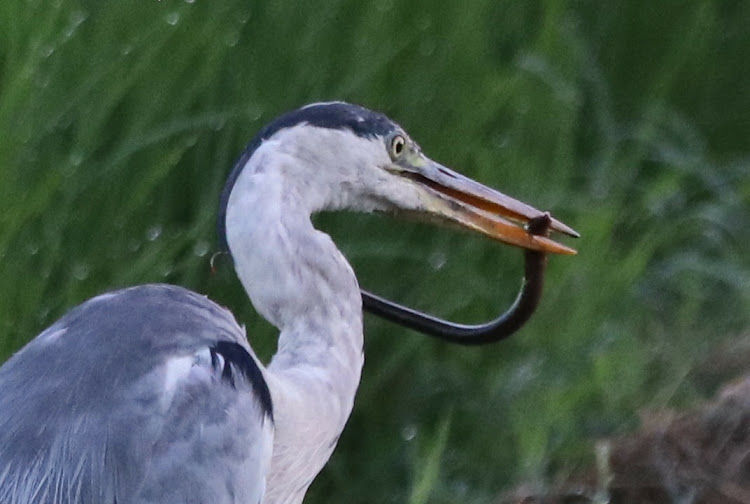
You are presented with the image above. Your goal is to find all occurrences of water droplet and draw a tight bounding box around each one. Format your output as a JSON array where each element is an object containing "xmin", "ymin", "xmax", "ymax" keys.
[
  {"xmin": 64, "ymin": 11, "xmax": 87, "ymax": 39},
  {"xmin": 212, "ymin": 118, "xmax": 226, "ymax": 131},
  {"xmin": 428, "ymin": 251, "xmax": 447, "ymax": 270},
  {"xmin": 26, "ymin": 243, "xmax": 39, "ymax": 256},
  {"xmin": 164, "ymin": 12, "xmax": 180, "ymax": 25},
  {"xmin": 121, "ymin": 44, "xmax": 133, "ymax": 56},
  {"xmin": 69, "ymin": 151, "xmax": 84, "ymax": 166},
  {"xmin": 160, "ymin": 265, "xmax": 174, "ymax": 277},
  {"xmin": 72, "ymin": 263, "xmax": 90, "ymax": 281},
  {"xmin": 184, "ymin": 0, "xmax": 195, "ymax": 3},
  {"xmin": 193, "ymin": 241, "xmax": 209, "ymax": 257},
  {"xmin": 146, "ymin": 225, "xmax": 162, "ymax": 241},
  {"xmin": 224, "ymin": 30, "xmax": 240, "ymax": 47},
  {"xmin": 40, "ymin": 45, "xmax": 55, "ymax": 58},
  {"xmin": 401, "ymin": 424, "xmax": 417, "ymax": 441},
  {"xmin": 128, "ymin": 239, "xmax": 142, "ymax": 252},
  {"xmin": 493, "ymin": 133, "xmax": 510, "ymax": 149}
]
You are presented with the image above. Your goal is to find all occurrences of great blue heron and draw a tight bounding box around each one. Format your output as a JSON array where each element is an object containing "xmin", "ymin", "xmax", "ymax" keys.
[{"xmin": 0, "ymin": 102, "xmax": 577, "ymax": 504}]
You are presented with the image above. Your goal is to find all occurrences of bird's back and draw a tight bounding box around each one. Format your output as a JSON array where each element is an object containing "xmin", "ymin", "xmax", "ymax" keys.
[{"xmin": 0, "ymin": 284, "xmax": 273, "ymax": 504}]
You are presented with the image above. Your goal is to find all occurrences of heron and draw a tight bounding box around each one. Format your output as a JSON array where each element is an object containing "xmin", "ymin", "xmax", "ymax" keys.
[{"xmin": 0, "ymin": 102, "xmax": 577, "ymax": 504}]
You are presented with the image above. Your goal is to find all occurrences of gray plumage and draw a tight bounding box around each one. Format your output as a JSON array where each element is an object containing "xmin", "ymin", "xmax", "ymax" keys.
[{"xmin": 0, "ymin": 285, "xmax": 272, "ymax": 504}]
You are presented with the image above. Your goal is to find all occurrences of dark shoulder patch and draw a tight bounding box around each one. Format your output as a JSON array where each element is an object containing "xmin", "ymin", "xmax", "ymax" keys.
[
  {"xmin": 210, "ymin": 341, "xmax": 273, "ymax": 421},
  {"xmin": 217, "ymin": 102, "xmax": 398, "ymax": 253}
]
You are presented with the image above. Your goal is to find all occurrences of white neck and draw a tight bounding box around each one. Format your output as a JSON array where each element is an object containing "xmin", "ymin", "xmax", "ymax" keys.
[{"xmin": 225, "ymin": 139, "xmax": 365, "ymax": 504}]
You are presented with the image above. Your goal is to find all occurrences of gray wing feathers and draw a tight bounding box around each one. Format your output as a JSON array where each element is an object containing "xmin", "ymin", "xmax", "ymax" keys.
[{"xmin": 0, "ymin": 284, "xmax": 273, "ymax": 504}]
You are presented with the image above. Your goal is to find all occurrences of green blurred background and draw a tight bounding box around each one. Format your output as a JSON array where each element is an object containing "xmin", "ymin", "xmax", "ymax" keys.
[{"xmin": 1, "ymin": 0, "xmax": 749, "ymax": 502}]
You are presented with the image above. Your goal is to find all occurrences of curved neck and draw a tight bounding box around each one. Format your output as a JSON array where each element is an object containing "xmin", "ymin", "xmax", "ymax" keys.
[
  {"xmin": 225, "ymin": 154, "xmax": 364, "ymax": 504},
  {"xmin": 226, "ymin": 161, "xmax": 363, "ymax": 335}
]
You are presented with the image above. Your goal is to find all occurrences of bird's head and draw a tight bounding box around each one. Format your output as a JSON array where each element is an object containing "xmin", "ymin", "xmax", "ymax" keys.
[{"xmin": 219, "ymin": 101, "xmax": 577, "ymax": 257}]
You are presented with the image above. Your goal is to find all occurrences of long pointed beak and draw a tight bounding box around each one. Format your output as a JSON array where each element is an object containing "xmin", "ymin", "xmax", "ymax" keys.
[{"xmin": 394, "ymin": 158, "xmax": 579, "ymax": 255}]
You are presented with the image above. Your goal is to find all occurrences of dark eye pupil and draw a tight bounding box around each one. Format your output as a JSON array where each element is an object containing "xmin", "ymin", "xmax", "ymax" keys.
[{"xmin": 394, "ymin": 139, "xmax": 403, "ymax": 154}]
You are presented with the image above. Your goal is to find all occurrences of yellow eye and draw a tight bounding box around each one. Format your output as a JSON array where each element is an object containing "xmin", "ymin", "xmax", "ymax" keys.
[{"xmin": 390, "ymin": 135, "xmax": 406, "ymax": 158}]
